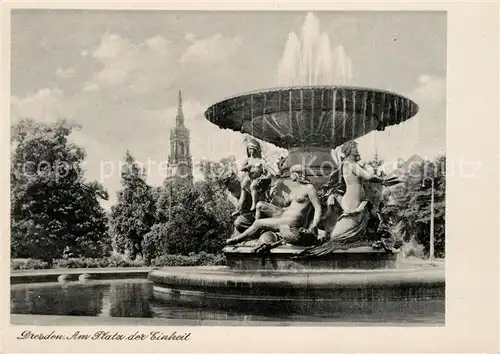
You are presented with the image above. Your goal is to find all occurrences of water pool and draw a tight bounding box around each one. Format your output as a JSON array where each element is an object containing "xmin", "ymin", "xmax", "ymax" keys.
[{"xmin": 11, "ymin": 279, "xmax": 444, "ymax": 325}]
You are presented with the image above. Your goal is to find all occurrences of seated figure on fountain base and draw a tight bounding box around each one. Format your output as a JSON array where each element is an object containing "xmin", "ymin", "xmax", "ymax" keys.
[
  {"xmin": 220, "ymin": 139, "xmax": 403, "ymax": 256},
  {"xmin": 226, "ymin": 164, "xmax": 322, "ymax": 247},
  {"xmin": 232, "ymin": 137, "xmax": 275, "ymax": 216},
  {"xmin": 297, "ymin": 141, "xmax": 402, "ymax": 258}
]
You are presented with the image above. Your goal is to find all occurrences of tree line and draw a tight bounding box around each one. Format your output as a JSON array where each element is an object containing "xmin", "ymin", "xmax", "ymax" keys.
[
  {"xmin": 10, "ymin": 118, "xmax": 445, "ymax": 264},
  {"xmin": 10, "ymin": 119, "xmax": 234, "ymax": 264}
]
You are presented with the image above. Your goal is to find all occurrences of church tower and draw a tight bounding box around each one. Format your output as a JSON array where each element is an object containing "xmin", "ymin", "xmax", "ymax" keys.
[{"xmin": 167, "ymin": 90, "xmax": 193, "ymax": 183}]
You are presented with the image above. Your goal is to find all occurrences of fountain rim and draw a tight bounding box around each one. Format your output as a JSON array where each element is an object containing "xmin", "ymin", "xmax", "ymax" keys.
[
  {"xmin": 204, "ymin": 84, "xmax": 418, "ymax": 113},
  {"xmin": 203, "ymin": 84, "xmax": 419, "ymax": 150}
]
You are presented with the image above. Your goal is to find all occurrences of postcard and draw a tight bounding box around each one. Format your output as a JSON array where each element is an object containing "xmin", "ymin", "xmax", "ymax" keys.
[{"xmin": 2, "ymin": 1, "xmax": 499, "ymax": 353}]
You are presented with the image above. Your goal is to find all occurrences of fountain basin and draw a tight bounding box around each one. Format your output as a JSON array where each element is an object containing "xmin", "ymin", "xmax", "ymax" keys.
[
  {"xmin": 204, "ymin": 86, "xmax": 419, "ymax": 149},
  {"xmin": 11, "ymin": 274, "xmax": 445, "ymax": 324},
  {"xmin": 148, "ymin": 262, "xmax": 444, "ymax": 312}
]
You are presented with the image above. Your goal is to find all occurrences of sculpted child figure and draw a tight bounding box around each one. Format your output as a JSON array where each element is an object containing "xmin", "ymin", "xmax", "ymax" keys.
[{"xmin": 233, "ymin": 137, "xmax": 276, "ymax": 215}]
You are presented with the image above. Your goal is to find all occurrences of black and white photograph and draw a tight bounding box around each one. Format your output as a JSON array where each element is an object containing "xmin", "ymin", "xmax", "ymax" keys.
[
  {"xmin": 8, "ymin": 8, "xmax": 449, "ymax": 327},
  {"xmin": 3, "ymin": 4, "xmax": 498, "ymax": 351}
]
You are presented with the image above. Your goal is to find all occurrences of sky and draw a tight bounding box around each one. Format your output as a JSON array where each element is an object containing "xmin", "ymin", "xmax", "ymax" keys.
[{"xmin": 11, "ymin": 10, "xmax": 446, "ymax": 208}]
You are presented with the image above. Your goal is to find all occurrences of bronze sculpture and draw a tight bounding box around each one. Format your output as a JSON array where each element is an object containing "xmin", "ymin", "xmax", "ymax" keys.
[
  {"xmin": 232, "ymin": 137, "xmax": 274, "ymax": 216},
  {"xmin": 225, "ymin": 164, "xmax": 322, "ymax": 246},
  {"xmin": 221, "ymin": 139, "xmax": 403, "ymax": 256},
  {"xmin": 298, "ymin": 140, "xmax": 400, "ymax": 257}
]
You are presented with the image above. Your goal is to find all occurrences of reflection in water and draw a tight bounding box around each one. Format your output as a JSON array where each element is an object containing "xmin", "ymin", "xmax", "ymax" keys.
[
  {"xmin": 11, "ymin": 282, "xmax": 105, "ymax": 316},
  {"xmin": 149, "ymin": 293, "xmax": 444, "ymax": 324},
  {"xmin": 11, "ymin": 279, "xmax": 444, "ymax": 324},
  {"xmin": 11, "ymin": 280, "xmax": 154, "ymax": 318},
  {"xmin": 108, "ymin": 282, "xmax": 153, "ymax": 318}
]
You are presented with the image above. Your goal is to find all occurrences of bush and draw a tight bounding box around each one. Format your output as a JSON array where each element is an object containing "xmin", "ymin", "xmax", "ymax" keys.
[
  {"xmin": 11, "ymin": 252, "xmax": 225, "ymax": 270},
  {"xmin": 53, "ymin": 256, "xmax": 145, "ymax": 269},
  {"xmin": 196, "ymin": 251, "xmax": 226, "ymax": 266},
  {"xmin": 141, "ymin": 223, "xmax": 169, "ymax": 263},
  {"xmin": 53, "ymin": 257, "xmax": 109, "ymax": 269},
  {"xmin": 11, "ymin": 258, "xmax": 50, "ymax": 270},
  {"xmin": 104, "ymin": 254, "xmax": 144, "ymax": 268},
  {"xmin": 401, "ymin": 240, "xmax": 425, "ymax": 259},
  {"xmin": 151, "ymin": 252, "xmax": 225, "ymax": 267}
]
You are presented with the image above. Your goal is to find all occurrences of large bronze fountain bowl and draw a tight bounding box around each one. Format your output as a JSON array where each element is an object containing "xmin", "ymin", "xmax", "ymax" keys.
[{"xmin": 204, "ymin": 86, "xmax": 418, "ymax": 181}]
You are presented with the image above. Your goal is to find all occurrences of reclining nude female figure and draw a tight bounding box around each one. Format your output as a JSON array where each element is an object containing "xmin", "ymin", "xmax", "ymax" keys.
[{"xmin": 225, "ymin": 165, "xmax": 322, "ymax": 246}]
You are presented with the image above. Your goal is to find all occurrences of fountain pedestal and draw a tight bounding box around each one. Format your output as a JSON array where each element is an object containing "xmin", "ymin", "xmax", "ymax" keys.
[
  {"xmin": 281, "ymin": 146, "xmax": 337, "ymax": 187},
  {"xmin": 223, "ymin": 245, "xmax": 398, "ymax": 270}
]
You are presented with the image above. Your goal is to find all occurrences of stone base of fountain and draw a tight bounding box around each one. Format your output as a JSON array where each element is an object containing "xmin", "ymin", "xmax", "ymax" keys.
[
  {"xmin": 148, "ymin": 263, "xmax": 445, "ymax": 319},
  {"xmin": 223, "ymin": 245, "xmax": 398, "ymax": 270}
]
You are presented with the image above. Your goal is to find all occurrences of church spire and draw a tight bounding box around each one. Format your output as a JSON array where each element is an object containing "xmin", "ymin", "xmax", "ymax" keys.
[
  {"xmin": 168, "ymin": 89, "xmax": 193, "ymax": 185},
  {"xmin": 176, "ymin": 89, "xmax": 184, "ymax": 126}
]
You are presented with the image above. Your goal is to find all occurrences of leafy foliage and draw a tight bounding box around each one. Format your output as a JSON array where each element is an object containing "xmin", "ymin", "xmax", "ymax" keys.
[
  {"xmin": 142, "ymin": 157, "xmax": 236, "ymax": 262},
  {"xmin": 382, "ymin": 155, "xmax": 446, "ymax": 257},
  {"xmin": 11, "ymin": 252, "xmax": 224, "ymax": 270},
  {"xmin": 10, "ymin": 119, "xmax": 110, "ymax": 263},
  {"xmin": 109, "ymin": 151, "xmax": 156, "ymax": 259},
  {"xmin": 143, "ymin": 181, "xmax": 233, "ymax": 262},
  {"xmin": 150, "ymin": 252, "xmax": 225, "ymax": 267},
  {"xmin": 10, "ymin": 258, "xmax": 51, "ymax": 270},
  {"xmin": 198, "ymin": 156, "xmax": 238, "ymax": 183},
  {"xmin": 154, "ymin": 177, "xmax": 194, "ymax": 223}
]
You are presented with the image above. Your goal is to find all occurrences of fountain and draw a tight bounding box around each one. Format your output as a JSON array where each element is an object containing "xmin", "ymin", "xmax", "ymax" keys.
[{"xmin": 149, "ymin": 13, "xmax": 444, "ymax": 323}]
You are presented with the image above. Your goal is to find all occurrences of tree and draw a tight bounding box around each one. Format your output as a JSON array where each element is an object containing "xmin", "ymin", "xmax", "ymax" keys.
[
  {"xmin": 143, "ymin": 185, "xmax": 230, "ymax": 261},
  {"xmin": 410, "ymin": 156, "xmax": 446, "ymax": 257},
  {"xmin": 143, "ymin": 157, "xmax": 236, "ymax": 262},
  {"xmin": 197, "ymin": 156, "xmax": 237, "ymax": 246},
  {"xmin": 382, "ymin": 155, "xmax": 446, "ymax": 257},
  {"xmin": 109, "ymin": 151, "xmax": 155, "ymax": 259},
  {"xmin": 199, "ymin": 156, "xmax": 237, "ymax": 183},
  {"xmin": 11, "ymin": 119, "xmax": 109, "ymax": 263},
  {"xmin": 154, "ymin": 177, "xmax": 193, "ymax": 223}
]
